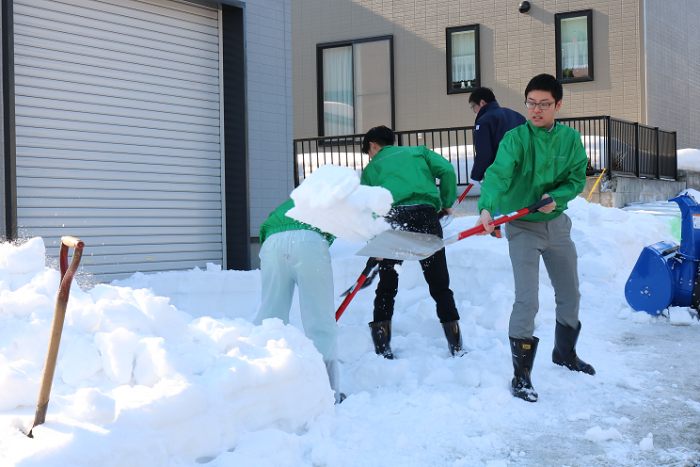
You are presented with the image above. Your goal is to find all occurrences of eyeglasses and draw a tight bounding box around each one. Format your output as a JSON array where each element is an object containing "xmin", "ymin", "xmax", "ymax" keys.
[
  {"xmin": 470, "ymin": 104, "xmax": 478, "ymax": 112},
  {"xmin": 524, "ymin": 101, "xmax": 554, "ymax": 110}
]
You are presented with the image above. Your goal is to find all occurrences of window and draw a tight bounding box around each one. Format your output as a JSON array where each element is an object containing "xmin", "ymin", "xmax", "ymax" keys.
[
  {"xmin": 555, "ymin": 10, "xmax": 594, "ymax": 83},
  {"xmin": 317, "ymin": 36, "xmax": 394, "ymax": 137},
  {"xmin": 446, "ymin": 25, "xmax": 481, "ymax": 94}
]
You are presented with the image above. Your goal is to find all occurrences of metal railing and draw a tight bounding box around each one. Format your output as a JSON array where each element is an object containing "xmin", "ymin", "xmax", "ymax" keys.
[
  {"xmin": 294, "ymin": 116, "xmax": 677, "ymax": 187},
  {"xmin": 293, "ymin": 126, "xmax": 475, "ymax": 187},
  {"xmin": 558, "ymin": 116, "xmax": 677, "ymax": 180}
]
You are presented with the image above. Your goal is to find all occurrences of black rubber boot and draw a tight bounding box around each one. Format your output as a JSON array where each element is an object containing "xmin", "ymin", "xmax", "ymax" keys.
[
  {"xmin": 369, "ymin": 320, "xmax": 394, "ymax": 359},
  {"xmin": 510, "ymin": 336, "xmax": 539, "ymax": 402},
  {"xmin": 552, "ymin": 321, "xmax": 595, "ymax": 375},
  {"xmin": 441, "ymin": 320, "xmax": 464, "ymax": 356}
]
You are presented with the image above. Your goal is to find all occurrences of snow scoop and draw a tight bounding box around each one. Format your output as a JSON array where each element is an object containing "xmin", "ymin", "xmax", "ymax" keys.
[
  {"xmin": 355, "ymin": 197, "xmax": 554, "ymax": 261},
  {"xmin": 339, "ymin": 185, "xmax": 474, "ymax": 297},
  {"xmin": 27, "ymin": 236, "xmax": 85, "ymax": 438},
  {"xmin": 439, "ymin": 183, "xmax": 474, "ymax": 228},
  {"xmin": 336, "ymin": 257, "xmax": 378, "ymax": 321}
]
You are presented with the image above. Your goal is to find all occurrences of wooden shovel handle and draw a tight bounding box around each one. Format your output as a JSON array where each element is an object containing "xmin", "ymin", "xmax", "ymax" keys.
[{"xmin": 30, "ymin": 236, "xmax": 85, "ymax": 436}]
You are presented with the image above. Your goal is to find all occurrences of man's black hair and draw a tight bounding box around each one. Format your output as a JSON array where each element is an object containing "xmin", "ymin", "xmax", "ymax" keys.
[
  {"xmin": 468, "ymin": 87, "xmax": 496, "ymax": 105},
  {"xmin": 524, "ymin": 73, "xmax": 563, "ymax": 103},
  {"xmin": 362, "ymin": 125, "xmax": 395, "ymax": 154}
]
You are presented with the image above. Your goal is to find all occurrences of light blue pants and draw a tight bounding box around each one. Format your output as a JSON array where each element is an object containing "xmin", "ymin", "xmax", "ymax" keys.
[{"xmin": 254, "ymin": 230, "xmax": 339, "ymax": 401}]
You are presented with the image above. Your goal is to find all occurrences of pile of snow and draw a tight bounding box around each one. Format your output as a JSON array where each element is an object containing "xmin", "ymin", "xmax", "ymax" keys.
[
  {"xmin": 289, "ymin": 164, "xmax": 393, "ymax": 242},
  {"xmin": 0, "ymin": 238, "xmax": 334, "ymax": 466},
  {"xmin": 677, "ymin": 148, "xmax": 700, "ymax": 172},
  {"xmin": 2, "ymin": 196, "xmax": 699, "ymax": 466}
]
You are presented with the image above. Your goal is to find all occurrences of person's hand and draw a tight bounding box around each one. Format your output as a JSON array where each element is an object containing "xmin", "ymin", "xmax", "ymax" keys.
[
  {"xmin": 445, "ymin": 208, "xmax": 454, "ymax": 216},
  {"xmin": 538, "ymin": 194, "xmax": 556, "ymax": 213},
  {"xmin": 475, "ymin": 210, "xmax": 493, "ymax": 235}
]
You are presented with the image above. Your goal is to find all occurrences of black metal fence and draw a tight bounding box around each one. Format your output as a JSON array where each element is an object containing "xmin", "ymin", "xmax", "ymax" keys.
[
  {"xmin": 293, "ymin": 127, "xmax": 475, "ymax": 187},
  {"xmin": 293, "ymin": 116, "xmax": 677, "ymax": 187},
  {"xmin": 558, "ymin": 116, "xmax": 677, "ymax": 180}
]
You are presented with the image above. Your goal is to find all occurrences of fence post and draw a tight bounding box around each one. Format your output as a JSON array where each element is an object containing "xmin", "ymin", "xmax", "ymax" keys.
[
  {"xmin": 673, "ymin": 131, "xmax": 678, "ymax": 180},
  {"xmin": 634, "ymin": 122, "xmax": 640, "ymax": 178},
  {"xmin": 655, "ymin": 127, "xmax": 660, "ymax": 180},
  {"xmin": 293, "ymin": 140, "xmax": 299, "ymax": 188},
  {"xmin": 606, "ymin": 117, "xmax": 612, "ymax": 178}
]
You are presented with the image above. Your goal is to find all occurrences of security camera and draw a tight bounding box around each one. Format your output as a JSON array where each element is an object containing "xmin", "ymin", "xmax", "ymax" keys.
[{"xmin": 519, "ymin": 1, "xmax": 531, "ymax": 14}]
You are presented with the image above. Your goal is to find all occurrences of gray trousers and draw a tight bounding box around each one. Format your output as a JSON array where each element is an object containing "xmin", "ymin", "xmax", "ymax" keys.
[{"xmin": 505, "ymin": 213, "xmax": 580, "ymax": 339}]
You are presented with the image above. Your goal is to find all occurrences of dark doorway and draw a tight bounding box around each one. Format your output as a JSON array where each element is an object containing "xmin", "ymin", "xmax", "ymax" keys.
[{"xmin": 222, "ymin": 4, "xmax": 250, "ymax": 270}]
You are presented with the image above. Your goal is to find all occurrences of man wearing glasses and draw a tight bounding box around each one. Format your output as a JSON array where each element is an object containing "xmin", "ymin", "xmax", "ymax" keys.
[
  {"xmin": 474, "ymin": 74, "xmax": 595, "ymax": 403},
  {"xmin": 468, "ymin": 87, "xmax": 526, "ymax": 238}
]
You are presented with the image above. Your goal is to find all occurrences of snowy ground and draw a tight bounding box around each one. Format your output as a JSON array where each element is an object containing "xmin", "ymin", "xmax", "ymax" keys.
[{"xmin": 1, "ymin": 197, "xmax": 699, "ymax": 467}]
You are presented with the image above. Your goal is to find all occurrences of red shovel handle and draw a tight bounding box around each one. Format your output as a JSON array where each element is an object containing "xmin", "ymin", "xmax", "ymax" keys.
[
  {"xmin": 457, "ymin": 183, "xmax": 474, "ymax": 204},
  {"xmin": 452, "ymin": 196, "xmax": 554, "ymax": 242},
  {"xmin": 336, "ymin": 257, "xmax": 378, "ymax": 321}
]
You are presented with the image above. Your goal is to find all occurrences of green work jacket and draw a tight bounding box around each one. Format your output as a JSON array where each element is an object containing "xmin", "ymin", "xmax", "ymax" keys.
[
  {"xmin": 259, "ymin": 199, "xmax": 335, "ymax": 245},
  {"xmin": 478, "ymin": 121, "xmax": 588, "ymax": 222},
  {"xmin": 360, "ymin": 145, "xmax": 457, "ymax": 211}
]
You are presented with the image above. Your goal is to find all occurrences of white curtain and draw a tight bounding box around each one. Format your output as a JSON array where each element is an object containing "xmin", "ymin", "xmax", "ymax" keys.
[
  {"xmin": 323, "ymin": 46, "xmax": 354, "ymax": 136},
  {"xmin": 451, "ymin": 31, "xmax": 476, "ymax": 84},
  {"xmin": 561, "ymin": 40, "xmax": 588, "ymax": 70},
  {"xmin": 353, "ymin": 40, "xmax": 392, "ymax": 134}
]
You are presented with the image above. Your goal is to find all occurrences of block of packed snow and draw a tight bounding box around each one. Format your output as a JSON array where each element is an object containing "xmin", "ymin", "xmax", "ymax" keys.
[
  {"xmin": 669, "ymin": 307, "xmax": 694, "ymax": 326},
  {"xmin": 0, "ymin": 237, "xmax": 46, "ymax": 275},
  {"xmin": 0, "ymin": 360, "xmax": 40, "ymax": 411},
  {"xmin": 585, "ymin": 426, "xmax": 623, "ymax": 442},
  {"xmin": 71, "ymin": 388, "xmax": 116, "ymax": 423},
  {"xmin": 289, "ymin": 164, "xmax": 393, "ymax": 242},
  {"xmin": 95, "ymin": 328, "xmax": 139, "ymax": 385},
  {"xmin": 639, "ymin": 433, "xmax": 654, "ymax": 451}
]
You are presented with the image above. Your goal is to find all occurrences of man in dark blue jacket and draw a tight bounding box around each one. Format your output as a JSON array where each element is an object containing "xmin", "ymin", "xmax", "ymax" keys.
[
  {"xmin": 469, "ymin": 88, "xmax": 526, "ymax": 237},
  {"xmin": 470, "ymin": 88, "xmax": 527, "ymax": 182}
]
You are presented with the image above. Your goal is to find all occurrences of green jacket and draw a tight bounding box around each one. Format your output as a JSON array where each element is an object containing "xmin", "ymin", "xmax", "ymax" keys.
[
  {"xmin": 360, "ymin": 145, "xmax": 457, "ymax": 211},
  {"xmin": 478, "ymin": 121, "xmax": 588, "ymax": 222},
  {"xmin": 259, "ymin": 199, "xmax": 335, "ymax": 245}
]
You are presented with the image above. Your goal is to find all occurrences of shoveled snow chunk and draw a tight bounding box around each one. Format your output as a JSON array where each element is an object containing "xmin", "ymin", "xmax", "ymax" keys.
[
  {"xmin": 585, "ymin": 426, "xmax": 623, "ymax": 442},
  {"xmin": 288, "ymin": 164, "xmax": 393, "ymax": 242},
  {"xmin": 639, "ymin": 433, "xmax": 654, "ymax": 451},
  {"xmin": 669, "ymin": 307, "xmax": 693, "ymax": 326}
]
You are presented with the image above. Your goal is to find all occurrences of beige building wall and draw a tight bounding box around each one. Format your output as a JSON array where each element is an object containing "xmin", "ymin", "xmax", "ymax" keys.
[
  {"xmin": 643, "ymin": 0, "xmax": 700, "ymax": 149},
  {"xmin": 293, "ymin": 0, "xmax": 644, "ymax": 138}
]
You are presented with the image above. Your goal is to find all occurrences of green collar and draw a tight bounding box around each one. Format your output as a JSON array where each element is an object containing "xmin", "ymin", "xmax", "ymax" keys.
[
  {"xmin": 527, "ymin": 120, "xmax": 558, "ymax": 135},
  {"xmin": 372, "ymin": 145, "xmax": 396, "ymax": 161}
]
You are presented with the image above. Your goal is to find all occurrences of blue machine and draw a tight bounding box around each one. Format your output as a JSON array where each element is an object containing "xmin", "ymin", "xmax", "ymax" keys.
[{"xmin": 625, "ymin": 194, "xmax": 700, "ymax": 315}]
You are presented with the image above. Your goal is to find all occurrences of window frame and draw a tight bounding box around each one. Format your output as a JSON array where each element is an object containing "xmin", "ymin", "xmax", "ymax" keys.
[
  {"xmin": 316, "ymin": 35, "xmax": 395, "ymax": 137},
  {"xmin": 446, "ymin": 24, "xmax": 481, "ymax": 95},
  {"xmin": 555, "ymin": 10, "xmax": 594, "ymax": 84}
]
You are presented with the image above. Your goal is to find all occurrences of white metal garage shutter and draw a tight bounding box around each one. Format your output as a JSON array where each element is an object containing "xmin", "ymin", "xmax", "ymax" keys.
[{"xmin": 13, "ymin": 0, "xmax": 223, "ymax": 282}]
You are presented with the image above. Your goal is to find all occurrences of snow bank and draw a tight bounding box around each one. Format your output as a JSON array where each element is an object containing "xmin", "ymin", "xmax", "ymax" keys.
[
  {"xmin": 0, "ymin": 240, "xmax": 333, "ymax": 466},
  {"xmin": 289, "ymin": 164, "xmax": 393, "ymax": 242},
  {"xmin": 111, "ymin": 267, "xmax": 262, "ymax": 320},
  {"xmin": 677, "ymin": 148, "xmax": 700, "ymax": 172}
]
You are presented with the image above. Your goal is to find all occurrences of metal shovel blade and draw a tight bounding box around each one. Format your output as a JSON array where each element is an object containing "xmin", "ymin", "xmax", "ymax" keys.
[{"xmin": 355, "ymin": 230, "xmax": 445, "ymax": 261}]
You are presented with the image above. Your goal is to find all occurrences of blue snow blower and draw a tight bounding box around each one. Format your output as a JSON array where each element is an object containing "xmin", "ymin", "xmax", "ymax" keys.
[{"xmin": 625, "ymin": 194, "xmax": 700, "ymax": 315}]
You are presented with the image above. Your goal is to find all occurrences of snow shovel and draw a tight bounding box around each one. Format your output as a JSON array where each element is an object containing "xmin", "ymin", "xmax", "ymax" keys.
[
  {"xmin": 27, "ymin": 236, "xmax": 85, "ymax": 438},
  {"xmin": 336, "ymin": 257, "xmax": 378, "ymax": 321},
  {"xmin": 439, "ymin": 183, "xmax": 474, "ymax": 228},
  {"xmin": 355, "ymin": 197, "xmax": 554, "ymax": 261},
  {"xmin": 339, "ymin": 184, "xmax": 476, "ymax": 298}
]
